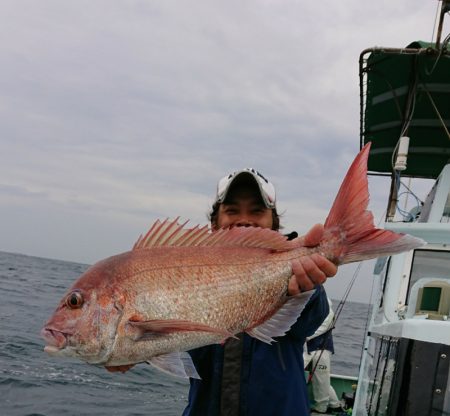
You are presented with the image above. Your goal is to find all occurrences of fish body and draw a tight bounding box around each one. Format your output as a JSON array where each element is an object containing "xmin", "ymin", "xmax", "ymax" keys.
[
  {"xmin": 41, "ymin": 143, "xmax": 424, "ymax": 378},
  {"xmin": 42, "ymin": 235, "xmax": 309, "ymax": 370}
]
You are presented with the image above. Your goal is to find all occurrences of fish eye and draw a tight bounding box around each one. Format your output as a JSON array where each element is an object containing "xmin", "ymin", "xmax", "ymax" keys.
[{"xmin": 66, "ymin": 291, "xmax": 84, "ymax": 309}]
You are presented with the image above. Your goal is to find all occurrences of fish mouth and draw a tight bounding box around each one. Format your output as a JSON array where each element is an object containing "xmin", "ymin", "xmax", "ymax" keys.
[{"xmin": 41, "ymin": 327, "xmax": 70, "ymax": 353}]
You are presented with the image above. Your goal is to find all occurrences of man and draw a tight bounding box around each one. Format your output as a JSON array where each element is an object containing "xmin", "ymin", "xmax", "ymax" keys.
[
  {"xmin": 183, "ymin": 168, "xmax": 337, "ymax": 416},
  {"xmin": 304, "ymin": 297, "xmax": 345, "ymax": 415}
]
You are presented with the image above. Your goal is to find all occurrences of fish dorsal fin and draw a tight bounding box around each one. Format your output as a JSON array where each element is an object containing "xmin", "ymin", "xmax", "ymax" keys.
[
  {"xmin": 148, "ymin": 351, "xmax": 200, "ymax": 379},
  {"xmin": 246, "ymin": 291, "xmax": 315, "ymax": 344},
  {"xmin": 133, "ymin": 218, "xmax": 295, "ymax": 251}
]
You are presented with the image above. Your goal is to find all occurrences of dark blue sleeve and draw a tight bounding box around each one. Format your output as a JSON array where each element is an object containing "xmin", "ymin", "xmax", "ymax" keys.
[
  {"xmin": 307, "ymin": 330, "xmax": 335, "ymax": 354},
  {"xmin": 287, "ymin": 285, "xmax": 329, "ymax": 341}
]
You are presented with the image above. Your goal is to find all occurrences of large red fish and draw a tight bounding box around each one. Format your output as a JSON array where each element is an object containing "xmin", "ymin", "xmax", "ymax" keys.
[{"xmin": 41, "ymin": 143, "xmax": 423, "ymax": 378}]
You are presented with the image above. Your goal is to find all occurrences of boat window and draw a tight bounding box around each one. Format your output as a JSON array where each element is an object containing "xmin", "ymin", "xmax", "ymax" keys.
[
  {"xmin": 406, "ymin": 249, "xmax": 450, "ymax": 305},
  {"xmin": 419, "ymin": 178, "xmax": 450, "ymax": 223},
  {"xmin": 418, "ymin": 180, "xmax": 439, "ymax": 222}
]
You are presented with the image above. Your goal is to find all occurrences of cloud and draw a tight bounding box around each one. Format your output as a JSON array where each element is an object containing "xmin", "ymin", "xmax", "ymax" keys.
[{"xmin": 0, "ymin": 0, "xmax": 442, "ymax": 302}]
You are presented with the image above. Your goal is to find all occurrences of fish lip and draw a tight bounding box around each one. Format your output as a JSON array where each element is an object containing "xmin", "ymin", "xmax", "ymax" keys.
[{"xmin": 41, "ymin": 327, "xmax": 71, "ymax": 350}]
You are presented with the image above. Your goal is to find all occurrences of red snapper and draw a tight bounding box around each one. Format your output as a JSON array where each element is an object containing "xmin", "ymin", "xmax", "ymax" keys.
[{"xmin": 41, "ymin": 143, "xmax": 423, "ymax": 378}]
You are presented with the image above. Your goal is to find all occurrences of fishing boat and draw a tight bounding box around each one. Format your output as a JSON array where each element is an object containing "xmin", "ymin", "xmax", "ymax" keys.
[{"xmin": 314, "ymin": 2, "xmax": 450, "ymax": 415}]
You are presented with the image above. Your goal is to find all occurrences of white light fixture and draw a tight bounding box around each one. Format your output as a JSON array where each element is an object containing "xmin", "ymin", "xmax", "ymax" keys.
[{"xmin": 394, "ymin": 136, "xmax": 410, "ymax": 171}]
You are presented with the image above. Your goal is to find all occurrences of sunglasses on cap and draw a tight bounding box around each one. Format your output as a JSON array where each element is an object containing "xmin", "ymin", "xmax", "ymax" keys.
[{"xmin": 215, "ymin": 168, "xmax": 276, "ymax": 209}]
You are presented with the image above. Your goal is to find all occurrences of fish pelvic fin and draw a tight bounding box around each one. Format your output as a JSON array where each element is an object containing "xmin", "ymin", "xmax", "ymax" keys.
[
  {"xmin": 148, "ymin": 351, "xmax": 201, "ymax": 379},
  {"xmin": 127, "ymin": 318, "xmax": 235, "ymax": 341},
  {"xmin": 322, "ymin": 142, "xmax": 424, "ymax": 264},
  {"xmin": 246, "ymin": 291, "xmax": 315, "ymax": 344}
]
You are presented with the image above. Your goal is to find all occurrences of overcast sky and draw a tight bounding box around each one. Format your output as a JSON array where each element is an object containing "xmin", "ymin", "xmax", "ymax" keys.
[{"xmin": 0, "ymin": 1, "xmax": 446, "ymax": 302}]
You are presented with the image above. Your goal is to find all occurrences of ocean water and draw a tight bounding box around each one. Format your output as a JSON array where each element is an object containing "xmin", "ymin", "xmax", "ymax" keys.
[{"xmin": 0, "ymin": 251, "xmax": 370, "ymax": 416}]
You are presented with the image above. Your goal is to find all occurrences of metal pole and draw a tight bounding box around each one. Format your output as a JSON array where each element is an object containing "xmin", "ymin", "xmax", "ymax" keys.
[
  {"xmin": 386, "ymin": 173, "xmax": 398, "ymax": 222},
  {"xmin": 436, "ymin": 0, "xmax": 450, "ymax": 48}
]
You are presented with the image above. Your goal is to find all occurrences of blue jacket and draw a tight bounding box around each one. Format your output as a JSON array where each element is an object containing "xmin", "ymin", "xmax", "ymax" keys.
[{"xmin": 182, "ymin": 285, "xmax": 329, "ymax": 416}]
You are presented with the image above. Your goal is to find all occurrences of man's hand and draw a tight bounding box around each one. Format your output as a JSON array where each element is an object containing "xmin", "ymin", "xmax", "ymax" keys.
[{"xmin": 288, "ymin": 224, "xmax": 337, "ymax": 295}]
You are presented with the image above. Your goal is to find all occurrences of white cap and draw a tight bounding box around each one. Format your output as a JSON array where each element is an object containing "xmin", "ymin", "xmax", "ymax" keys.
[{"xmin": 214, "ymin": 168, "xmax": 276, "ymax": 209}]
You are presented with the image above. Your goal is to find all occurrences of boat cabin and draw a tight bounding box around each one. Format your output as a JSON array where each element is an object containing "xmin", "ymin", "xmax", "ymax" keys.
[{"xmin": 352, "ymin": 6, "xmax": 450, "ymax": 413}]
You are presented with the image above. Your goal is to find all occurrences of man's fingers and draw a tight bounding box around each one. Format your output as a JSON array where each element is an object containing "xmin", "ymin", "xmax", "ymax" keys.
[
  {"xmin": 288, "ymin": 275, "xmax": 301, "ymax": 295},
  {"xmin": 288, "ymin": 254, "xmax": 338, "ymax": 296},
  {"xmin": 310, "ymin": 253, "xmax": 338, "ymax": 277},
  {"xmin": 298, "ymin": 256, "xmax": 327, "ymax": 284},
  {"xmin": 291, "ymin": 259, "xmax": 316, "ymax": 292}
]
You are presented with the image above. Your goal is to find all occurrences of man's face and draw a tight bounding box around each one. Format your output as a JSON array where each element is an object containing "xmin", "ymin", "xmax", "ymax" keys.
[{"xmin": 215, "ymin": 186, "xmax": 273, "ymax": 230}]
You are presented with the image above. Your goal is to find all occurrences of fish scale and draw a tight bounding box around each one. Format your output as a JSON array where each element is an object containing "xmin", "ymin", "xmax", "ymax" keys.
[{"xmin": 124, "ymin": 247, "xmax": 292, "ymax": 330}]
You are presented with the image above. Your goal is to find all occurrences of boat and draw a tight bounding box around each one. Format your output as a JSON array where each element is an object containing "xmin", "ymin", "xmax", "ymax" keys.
[{"xmin": 312, "ymin": 1, "xmax": 450, "ymax": 414}]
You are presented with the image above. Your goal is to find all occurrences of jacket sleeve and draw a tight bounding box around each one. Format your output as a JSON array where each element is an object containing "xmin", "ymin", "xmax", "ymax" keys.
[
  {"xmin": 306, "ymin": 296, "xmax": 334, "ymax": 341},
  {"xmin": 287, "ymin": 285, "xmax": 330, "ymax": 341}
]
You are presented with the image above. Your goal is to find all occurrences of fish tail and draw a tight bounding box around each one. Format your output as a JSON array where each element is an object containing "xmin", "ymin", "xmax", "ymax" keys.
[{"xmin": 323, "ymin": 142, "xmax": 424, "ymax": 264}]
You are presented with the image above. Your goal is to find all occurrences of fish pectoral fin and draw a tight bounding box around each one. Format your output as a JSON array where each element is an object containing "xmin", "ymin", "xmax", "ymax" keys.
[
  {"xmin": 246, "ymin": 290, "xmax": 315, "ymax": 344},
  {"xmin": 147, "ymin": 351, "xmax": 201, "ymax": 379},
  {"xmin": 127, "ymin": 319, "xmax": 234, "ymax": 339}
]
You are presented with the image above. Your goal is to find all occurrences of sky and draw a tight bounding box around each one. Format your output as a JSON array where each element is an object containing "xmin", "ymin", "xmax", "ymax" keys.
[{"xmin": 0, "ymin": 0, "xmax": 447, "ymax": 303}]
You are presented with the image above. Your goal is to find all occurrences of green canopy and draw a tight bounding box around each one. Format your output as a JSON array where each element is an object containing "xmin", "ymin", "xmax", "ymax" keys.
[{"xmin": 360, "ymin": 41, "xmax": 450, "ymax": 179}]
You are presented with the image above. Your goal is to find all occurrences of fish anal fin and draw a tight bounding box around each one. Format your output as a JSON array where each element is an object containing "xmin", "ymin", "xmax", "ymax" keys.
[
  {"xmin": 246, "ymin": 291, "xmax": 315, "ymax": 344},
  {"xmin": 148, "ymin": 351, "xmax": 201, "ymax": 379},
  {"xmin": 104, "ymin": 364, "xmax": 135, "ymax": 373}
]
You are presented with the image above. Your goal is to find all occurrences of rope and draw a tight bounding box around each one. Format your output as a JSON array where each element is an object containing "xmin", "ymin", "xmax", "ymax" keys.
[{"xmin": 423, "ymin": 87, "xmax": 450, "ymax": 141}]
